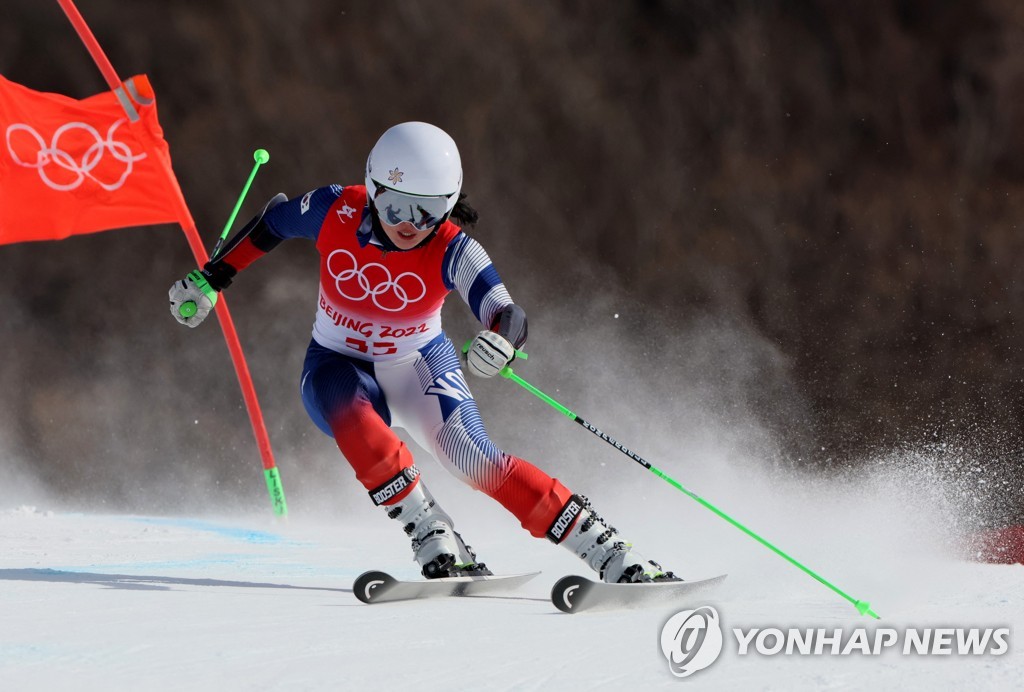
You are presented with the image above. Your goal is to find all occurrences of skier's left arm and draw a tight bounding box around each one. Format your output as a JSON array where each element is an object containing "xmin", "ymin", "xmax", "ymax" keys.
[{"xmin": 443, "ymin": 233, "xmax": 527, "ymax": 378}]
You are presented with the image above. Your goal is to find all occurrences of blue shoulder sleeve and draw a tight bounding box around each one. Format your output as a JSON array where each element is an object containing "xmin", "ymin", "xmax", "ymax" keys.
[
  {"xmin": 263, "ymin": 185, "xmax": 344, "ymax": 241},
  {"xmin": 443, "ymin": 232, "xmax": 514, "ymax": 327}
]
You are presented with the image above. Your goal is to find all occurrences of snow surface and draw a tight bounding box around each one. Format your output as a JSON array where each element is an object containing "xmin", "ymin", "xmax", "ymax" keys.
[{"xmin": 2, "ymin": 464, "xmax": 1021, "ymax": 691}]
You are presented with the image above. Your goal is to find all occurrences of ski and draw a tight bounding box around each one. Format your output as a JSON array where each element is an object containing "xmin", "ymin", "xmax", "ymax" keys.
[
  {"xmin": 551, "ymin": 574, "xmax": 728, "ymax": 614},
  {"xmin": 353, "ymin": 570, "xmax": 541, "ymax": 604}
]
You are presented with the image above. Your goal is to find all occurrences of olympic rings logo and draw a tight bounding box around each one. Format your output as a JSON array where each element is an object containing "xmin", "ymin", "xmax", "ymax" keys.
[
  {"xmin": 5, "ymin": 119, "xmax": 146, "ymax": 192},
  {"xmin": 326, "ymin": 249, "xmax": 427, "ymax": 312}
]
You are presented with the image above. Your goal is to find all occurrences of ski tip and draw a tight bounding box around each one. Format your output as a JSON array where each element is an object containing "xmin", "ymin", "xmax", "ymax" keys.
[
  {"xmin": 353, "ymin": 570, "xmax": 396, "ymax": 604},
  {"xmin": 551, "ymin": 575, "xmax": 593, "ymax": 614}
]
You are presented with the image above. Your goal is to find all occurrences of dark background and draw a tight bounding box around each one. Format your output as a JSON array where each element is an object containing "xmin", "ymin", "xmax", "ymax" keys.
[{"xmin": 1, "ymin": 1, "xmax": 1021, "ymax": 525}]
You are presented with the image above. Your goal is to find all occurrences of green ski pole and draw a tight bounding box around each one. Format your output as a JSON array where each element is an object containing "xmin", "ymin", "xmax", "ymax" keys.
[
  {"xmin": 467, "ymin": 342, "xmax": 879, "ymax": 619},
  {"xmin": 177, "ymin": 148, "xmax": 270, "ymax": 320},
  {"xmin": 176, "ymin": 149, "xmax": 287, "ymax": 518},
  {"xmin": 210, "ymin": 148, "xmax": 270, "ymax": 260}
]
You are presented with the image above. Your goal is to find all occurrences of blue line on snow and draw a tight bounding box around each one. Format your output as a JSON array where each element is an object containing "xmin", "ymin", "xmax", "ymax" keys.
[{"xmin": 127, "ymin": 516, "xmax": 291, "ymax": 545}]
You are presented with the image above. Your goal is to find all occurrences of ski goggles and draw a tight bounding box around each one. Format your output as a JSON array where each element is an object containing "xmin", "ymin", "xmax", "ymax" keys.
[{"xmin": 371, "ymin": 184, "xmax": 454, "ymax": 232}]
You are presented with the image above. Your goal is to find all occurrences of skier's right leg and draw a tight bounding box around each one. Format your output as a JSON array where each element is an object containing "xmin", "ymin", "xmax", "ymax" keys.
[
  {"xmin": 545, "ymin": 494, "xmax": 679, "ymax": 583},
  {"xmin": 383, "ymin": 337, "xmax": 678, "ymax": 583},
  {"xmin": 300, "ymin": 340, "xmax": 485, "ymax": 578},
  {"xmin": 487, "ymin": 461, "xmax": 677, "ymax": 583}
]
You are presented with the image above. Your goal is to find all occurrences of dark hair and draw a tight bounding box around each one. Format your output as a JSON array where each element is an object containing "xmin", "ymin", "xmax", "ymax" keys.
[{"xmin": 449, "ymin": 192, "xmax": 479, "ymax": 227}]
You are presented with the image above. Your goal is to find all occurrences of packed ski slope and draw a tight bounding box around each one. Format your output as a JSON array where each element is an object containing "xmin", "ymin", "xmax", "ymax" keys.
[{"xmin": 2, "ymin": 460, "xmax": 1020, "ymax": 691}]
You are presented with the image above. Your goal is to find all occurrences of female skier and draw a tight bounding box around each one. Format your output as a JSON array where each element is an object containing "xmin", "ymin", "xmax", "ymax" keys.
[{"xmin": 169, "ymin": 122, "xmax": 676, "ymax": 583}]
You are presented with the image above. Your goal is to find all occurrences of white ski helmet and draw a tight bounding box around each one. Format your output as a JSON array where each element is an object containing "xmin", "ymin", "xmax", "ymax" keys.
[{"xmin": 365, "ymin": 122, "xmax": 462, "ymax": 230}]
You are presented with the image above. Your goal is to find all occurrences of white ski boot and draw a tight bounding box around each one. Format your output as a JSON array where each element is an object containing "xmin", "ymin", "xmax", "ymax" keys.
[
  {"xmin": 554, "ymin": 495, "xmax": 678, "ymax": 583},
  {"xmin": 383, "ymin": 474, "xmax": 491, "ymax": 579}
]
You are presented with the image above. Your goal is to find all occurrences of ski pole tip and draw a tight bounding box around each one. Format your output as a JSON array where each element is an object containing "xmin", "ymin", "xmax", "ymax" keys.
[
  {"xmin": 254, "ymin": 148, "xmax": 270, "ymax": 164},
  {"xmin": 854, "ymin": 600, "xmax": 880, "ymax": 619}
]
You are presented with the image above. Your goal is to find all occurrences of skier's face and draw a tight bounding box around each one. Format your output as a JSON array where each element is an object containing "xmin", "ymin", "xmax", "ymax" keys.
[{"xmin": 380, "ymin": 219, "xmax": 434, "ymax": 250}]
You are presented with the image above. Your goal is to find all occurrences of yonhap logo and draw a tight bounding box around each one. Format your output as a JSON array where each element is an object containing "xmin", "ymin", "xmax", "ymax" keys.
[
  {"xmin": 655, "ymin": 605, "xmax": 1011, "ymax": 681},
  {"xmin": 730, "ymin": 626, "xmax": 1010, "ymax": 656},
  {"xmin": 660, "ymin": 606, "xmax": 724, "ymax": 678}
]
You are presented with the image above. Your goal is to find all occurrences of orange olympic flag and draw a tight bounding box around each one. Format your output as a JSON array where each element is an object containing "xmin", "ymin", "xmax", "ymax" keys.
[{"xmin": 0, "ymin": 73, "xmax": 179, "ymax": 244}]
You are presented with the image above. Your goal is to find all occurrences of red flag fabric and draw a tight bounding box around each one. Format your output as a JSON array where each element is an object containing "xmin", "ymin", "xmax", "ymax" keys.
[{"xmin": 0, "ymin": 73, "xmax": 180, "ymax": 244}]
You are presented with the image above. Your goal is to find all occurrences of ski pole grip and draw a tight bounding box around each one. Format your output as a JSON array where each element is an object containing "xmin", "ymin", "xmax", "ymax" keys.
[
  {"xmin": 460, "ymin": 339, "xmax": 528, "ymax": 367},
  {"xmin": 178, "ymin": 300, "xmax": 197, "ymax": 318}
]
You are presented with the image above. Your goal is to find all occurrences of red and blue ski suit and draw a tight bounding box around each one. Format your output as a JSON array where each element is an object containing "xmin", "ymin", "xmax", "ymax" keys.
[{"xmin": 212, "ymin": 184, "xmax": 574, "ymax": 537}]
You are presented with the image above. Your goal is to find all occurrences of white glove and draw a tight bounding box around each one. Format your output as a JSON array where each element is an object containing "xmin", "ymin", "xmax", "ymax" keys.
[
  {"xmin": 465, "ymin": 330, "xmax": 516, "ymax": 378},
  {"xmin": 168, "ymin": 270, "xmax": 218, "ymax": 328}
]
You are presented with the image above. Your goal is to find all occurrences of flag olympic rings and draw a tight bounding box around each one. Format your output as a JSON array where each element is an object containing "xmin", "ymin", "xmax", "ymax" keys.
[{"xmin": 5, "ymin": 118, "xmax": 146, "ymax": 192}]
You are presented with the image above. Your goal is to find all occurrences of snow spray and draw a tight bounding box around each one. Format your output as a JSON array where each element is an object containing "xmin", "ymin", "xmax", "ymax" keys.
[{"xmin": 485, "ymin": 344, "xmax": 880, "ymax": 619}]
